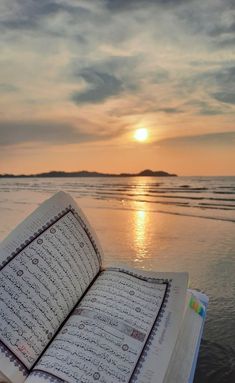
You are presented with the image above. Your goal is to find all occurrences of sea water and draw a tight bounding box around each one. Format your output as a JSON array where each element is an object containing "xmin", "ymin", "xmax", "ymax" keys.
[{"xmin": 0, "ymin": 176, "xmax": 234, "ymax": 383}]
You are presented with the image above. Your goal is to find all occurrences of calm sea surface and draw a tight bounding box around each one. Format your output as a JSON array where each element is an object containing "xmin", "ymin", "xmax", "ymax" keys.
[{"xmin": 0, "ymin": 176, "xmax": 234, "ymax": 382}]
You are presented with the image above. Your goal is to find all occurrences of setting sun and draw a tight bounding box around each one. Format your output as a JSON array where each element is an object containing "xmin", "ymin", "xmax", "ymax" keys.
[{"xmin": 134, "ymin": 128, "xmax": 149, "ymax": 142}]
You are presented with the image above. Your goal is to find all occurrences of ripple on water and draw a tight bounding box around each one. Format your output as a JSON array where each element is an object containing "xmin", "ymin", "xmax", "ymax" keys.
[{"xmin": 194, "ymin": 339, "xmax": 235, "ymax": 383}]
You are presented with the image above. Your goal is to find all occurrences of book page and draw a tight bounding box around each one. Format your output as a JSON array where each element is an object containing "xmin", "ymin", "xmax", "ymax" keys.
[
  {"xmin": 26, "ymin": 268, "xmax": 188, "ymax": 383},
  {"xmin": 0, "ymin": 192, "xmax": 102, "ymax": 383},
  {"xmin": 163, "ymin": 290, "xmax": 208, "ymax": 383}
]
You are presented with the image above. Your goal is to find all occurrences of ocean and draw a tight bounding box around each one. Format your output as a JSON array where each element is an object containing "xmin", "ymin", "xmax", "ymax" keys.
[{"xmin": 0, "ymin": 176, "xmax": 234, "ymax": 382}]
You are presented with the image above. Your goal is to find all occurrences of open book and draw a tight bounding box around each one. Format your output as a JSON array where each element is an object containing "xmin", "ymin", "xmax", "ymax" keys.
[{"xmin": 0, "ymin": 192, "xmax": 208, "ymax": 383}]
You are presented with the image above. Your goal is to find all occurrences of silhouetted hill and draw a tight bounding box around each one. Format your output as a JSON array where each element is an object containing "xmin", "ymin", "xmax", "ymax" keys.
[{"xmin": 0, "ymin": 169, "xmax": 177, "ymax": 178}]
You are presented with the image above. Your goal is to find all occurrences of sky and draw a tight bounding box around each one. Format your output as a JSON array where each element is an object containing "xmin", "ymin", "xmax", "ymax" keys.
[{"xmin": 0, "ymin": 0, "xmax": 234, "ymax": 176}]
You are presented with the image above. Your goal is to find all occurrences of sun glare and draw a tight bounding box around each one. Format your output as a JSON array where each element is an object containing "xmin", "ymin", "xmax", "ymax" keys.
[{"xmin": 134, "ymin": 128, "xmax": 149, "ymax": 142}]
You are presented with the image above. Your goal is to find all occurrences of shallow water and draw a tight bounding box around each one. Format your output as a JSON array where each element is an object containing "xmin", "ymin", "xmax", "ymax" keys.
[{"xmin": 0, "ymin": 177, "xmax": 234, "ymax": 382}]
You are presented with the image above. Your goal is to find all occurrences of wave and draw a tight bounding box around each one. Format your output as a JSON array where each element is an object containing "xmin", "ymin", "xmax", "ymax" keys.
[{"xmin": 1, "ymin": 176, "xmax": 234, "ymax": 222}]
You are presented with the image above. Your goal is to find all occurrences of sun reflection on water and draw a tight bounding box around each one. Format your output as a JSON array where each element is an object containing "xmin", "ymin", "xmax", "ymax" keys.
[{"xmin": 134, "ymin": 206, "xmax": 149, "ymax": 263}]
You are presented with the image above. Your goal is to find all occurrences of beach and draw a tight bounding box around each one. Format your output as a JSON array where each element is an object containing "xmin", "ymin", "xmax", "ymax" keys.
[{"xmin": 0, "ymin": 176, "xmax": 234, "ymax": 382}]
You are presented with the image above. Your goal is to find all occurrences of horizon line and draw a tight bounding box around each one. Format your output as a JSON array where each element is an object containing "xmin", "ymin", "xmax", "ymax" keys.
[{"xmin": 0, "ymin": 169, "xmax": 235, "ymax": 177}]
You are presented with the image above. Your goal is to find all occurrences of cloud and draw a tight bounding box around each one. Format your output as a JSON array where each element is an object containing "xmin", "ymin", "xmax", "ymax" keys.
[
  {"xmin": 172, "ymin": 0, "xmax": 235, "ymax": 53},
  {"xmin": 0, "ymin": 120, "xmax": 124, "ymax": 146},
  {"xmin": 186, "ymin": 100, "xmax": 230, "ymax": 116},
  {"xmin": 70, "ymin": 55, "xmax": 141, "ymax": 88},
  {"xmin": 69, "ymin": 56, "xmax": 143, "ymax": 108},
  {"xmin": 156, "ymin": 131, "xmax": 235, "ymax": 147},
  {"xmin": 0, "ymin": 83, "xmax": 18, "ymax": 92},
  {"xmin": 71, "ymin": 56, "xmax": 141, "ymax": 77},
  {"xmin": 0, "ymin": 0, "xmax": 58, "ymax": 31},
  {"xmin": 213, "ymin": 66, "xmax": 235, "ymax": 85},
  {"xmin": 157, "ymin": 107, "xmax": 182, "ymax": 114},
  {"xmin": 209, "ymin": 21, "xmax": 235, "ymax": 37},
  {"xmin": 216, "ymin": 36, "xmax": 235, "ymax": 48},
  {"xmin": 71, "ymin": 71, "xmax": 124, "ymax": 104},
  {"xmin": 176, "ymin": 65, "xmax": 235, "ymax": 111},
  {"xmin": 104, "ymin": 0, "xmax": 190, "ymax": 11},
  {"xmin": 152, "ymin": 68, "xmax": 169, "ymax": 84},
  {"xmin": 191, "ymin": 65, "xmax": 235, "ymax": 89},
  {"xmin": 212, "ymin": 92, "xmax": 235, "ymax": 105},
  {"xmin": 208, "ymin": 66, "xmax": 235, "ymax": 105},
  {"xmin": 0, "ymin": 0, "xmax": 234, "ymax": 153},
  {"xmin": 0, "ymin": 0, "xmax": 92, "ymax": 31},
  {"xmin": 109, "ymin": 99, "xmax": 184, "ymax": 117}
]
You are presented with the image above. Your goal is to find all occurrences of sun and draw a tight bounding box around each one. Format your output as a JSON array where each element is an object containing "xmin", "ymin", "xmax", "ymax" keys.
[{"xmin": 134, "ymin": 128, "xmax": 149, "ymax": 142}]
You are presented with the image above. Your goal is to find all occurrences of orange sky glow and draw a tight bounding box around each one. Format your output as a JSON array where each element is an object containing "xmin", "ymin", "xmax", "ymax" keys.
[{"xmin": 0, "ymin": 0, "xmax": 234, "ymax": 176}]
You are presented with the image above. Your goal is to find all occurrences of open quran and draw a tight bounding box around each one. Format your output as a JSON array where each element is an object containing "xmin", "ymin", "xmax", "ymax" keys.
[{"xmin": 0, "ymin": 192, "xmax": 208, "ymax": 383}]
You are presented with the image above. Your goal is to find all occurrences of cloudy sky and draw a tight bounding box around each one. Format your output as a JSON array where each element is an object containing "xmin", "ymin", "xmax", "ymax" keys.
[{"xmin": 0, "ymin": 0, "xmax": 234, "ymax": 175}]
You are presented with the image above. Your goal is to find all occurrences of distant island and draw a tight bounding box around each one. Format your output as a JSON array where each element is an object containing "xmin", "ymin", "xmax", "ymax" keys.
[{"xmin": 0, "ymin": 169, "xmax": 177, "ymax": 178}]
